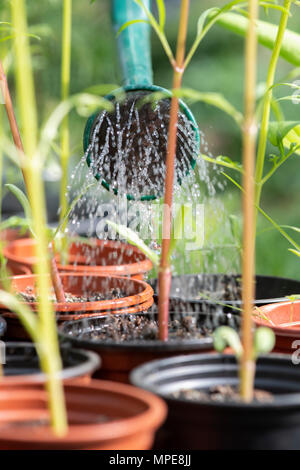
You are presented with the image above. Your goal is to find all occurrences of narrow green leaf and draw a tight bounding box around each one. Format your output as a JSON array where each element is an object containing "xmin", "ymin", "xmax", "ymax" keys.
[
  {"xmin": 117, "ymin": 19, "xmax": 149, "ymax": 36},
  {"xmin": 107, "ymin": 220, "xmax": 160, "ymax": 266},
  {"xmin": 196, "ymin": 7, "xmax": 220, "ymax": 37},
  {"xmin": 5, "ymin": 184, "xmax": 35, "ymax": 236},
  {"xmin": 289, "ymin": 248, "xmax": 300, "ymax": 258},
  {"xmin": 174, "ymin": 88, "xmax": 243, "ymax": 127},
  {"xmin": 253, "ymin": 327, "xmax": 275, "ymax": 357},
  {"xmin": 216, "ymin": 12, "xmax": 300, "ymax": 66},
  {"xmin": 213, "ymin": 326, "xmax": 243, "ymax": 358},
  {"xmin": 202, "ymin": 154, "xmax": 243, "ymax": 172},
  {"xmin": 156, "ymin": 0, "xmax": 166, "ymax": 31}
]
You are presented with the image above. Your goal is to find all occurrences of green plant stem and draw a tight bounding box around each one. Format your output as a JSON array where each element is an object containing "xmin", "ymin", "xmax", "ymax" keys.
[
  {"xmin": 240, "ymin": 0, "xmax": 258, "ymax": 403},
  {"xmin": 255, "ymin": 0, "xmax": 291, "ymax": 208},
  {"xmin": 158, "ymin": 0, "xmax": 190, "ymax": 341},
  {"xmin": 11, "ymin": 0, "xmax": 67, "ymax": 436},
  {"xmin": 260, "ymin": 145, "xmax": 299, "ymax": 185},
  {"xmin": 60, "ymin": 0, "xmax": 72, "ymax": 264}
]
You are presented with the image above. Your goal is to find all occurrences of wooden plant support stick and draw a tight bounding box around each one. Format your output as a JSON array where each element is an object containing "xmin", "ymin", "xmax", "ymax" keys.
[
  {"xmin": 0, "ymin": 59, "xmax": 66, "ymax": 303},
  {"xmin": 240, "ymin": 0, "xmax": 258, "ymax": 402},
  {"xmin": 158, "ymin": 0, "xmax": 190, "ymax": 341}
]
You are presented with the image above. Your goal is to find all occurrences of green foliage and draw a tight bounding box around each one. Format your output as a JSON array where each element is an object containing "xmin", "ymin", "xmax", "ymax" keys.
[
  {"xmin": 174, "ymin": 88, "xmax": 243, "ymax": 127},
  {"xmin": 117, "ymin": 19, "xmax": 149, "ymax": 36},
  {"xmin": 216, "ymin": 12, "xmax": 300, "ymax": 66},
  {"xmin": 213, "ymin": 325, "xmax": 275, "ymax": 359},
  {"xmin": 253, "ymin": 327, "xmax": 275, "ymax": 356},
  {"xmin": 268, "ymin": 121, "xmax": 300, "ymax": 154},
  {"xmin": 213, "ymin": 326, "xmax": 243, "ymax": 357},
  {"xmin": 5, "ymin": 184, "xmax": 35, "ymax": 236},
  {"xmin": 107, "ymin": 220, "xmax": 160, "ymax": 266}
]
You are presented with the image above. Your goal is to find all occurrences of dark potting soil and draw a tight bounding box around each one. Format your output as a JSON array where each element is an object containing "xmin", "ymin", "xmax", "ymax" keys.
[
  {"xmin": 18, "ymin": 286, "xmax": 127, "ymax": 303},
  {"xmin": 89, "ymin": 91, "xmax": 198, "ymax": 195},
  {"xmin": 171, "ymin": 385, "xmax": 273, "ymax": 403},
  {"xmin": 80, "ymin": 313, "xmax": 212, "ymax": 343}
]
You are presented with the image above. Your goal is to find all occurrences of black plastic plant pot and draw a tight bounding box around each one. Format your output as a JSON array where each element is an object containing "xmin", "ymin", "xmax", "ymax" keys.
[
  {"xmin": 150, "ymin": 274, "xmax": 300, "ymax": 314},
  {"xmin": 130, "ymin": 353, "xmax": 300, "ymax": 450},
  {"xmin": 59, "ymin": 311, "xmax": 240, "ymax": 383},
  {"xmin": 1, "ymin": 342, "xmax": 100, "ymax": 387},
  {"xmin": 0, "ymin": 317, "xmax": 6, "ymax": 338}
]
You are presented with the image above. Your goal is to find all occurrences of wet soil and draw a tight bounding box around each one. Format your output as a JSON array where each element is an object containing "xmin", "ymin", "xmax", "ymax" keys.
[
  {"xmin": 172, "ymin": 385, "xmax": 273, "ymax": 403},
  {"xmin": 80, "ymin": 313, "xmax": 212, "ymax": 342},
  {"xmin": 18, "ymin": 286, "xmax": 127, "ymax": 303}
]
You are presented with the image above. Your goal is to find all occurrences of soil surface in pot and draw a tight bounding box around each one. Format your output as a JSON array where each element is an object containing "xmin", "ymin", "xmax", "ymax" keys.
[
  {"xmin": 18, "ymin": 286, "xmax": 126, "ymax": 304},
  {"xmin": 172, "ymin": 385, "xmax": 272, "ymax": 403},
  {"xmin": 76, "ymin": 313, "xmax": 232, "ymax": 342}
]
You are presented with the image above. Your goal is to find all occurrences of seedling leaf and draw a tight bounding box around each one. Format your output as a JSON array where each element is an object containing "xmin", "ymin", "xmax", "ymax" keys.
[
  {"xmin": 213, "ymin": 326, "xmax": 243, "ymax": 358},
  {"xmin": 253, "ymin": 327, "xmax": 275, "ymax": 357}
]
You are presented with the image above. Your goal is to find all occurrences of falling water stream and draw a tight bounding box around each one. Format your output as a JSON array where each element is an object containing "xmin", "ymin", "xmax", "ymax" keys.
[{"xmin": 61, "ymin": 95, "xmax": 241, "ymax": 315}]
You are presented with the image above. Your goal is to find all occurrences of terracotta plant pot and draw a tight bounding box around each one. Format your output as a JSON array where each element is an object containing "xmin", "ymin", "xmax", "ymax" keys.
[
  {"xmin": 0, "ymin": 342, "xmax": 100, "ymax": 389},
  {"xmin": 0, "ymin": 379, "xmax": 167, "ymax": 449},
  {"xmin": 0, "ymin": 228, "xmax": 28, "ymax": 243},
  {"xmin": 0, "ymin": 263, "xmax": 31, "ymax": 279},
  {"xmin": 1, "ymin": 273, "xmax": 154, "ymax": 340},
  {"xmin": 253, "ymin": 300, "xmax": 300, "ymax": 353},
  {"xmin": 3, "ymin": 237, "xmax": 152, "ymax": 280},
  {"xmin": 59, "ymin": 311, "xmax": 241, "ymax": 383},
  {"xmin": 130, "ymin": 353, "xmax": 300, "ymax": 450}
]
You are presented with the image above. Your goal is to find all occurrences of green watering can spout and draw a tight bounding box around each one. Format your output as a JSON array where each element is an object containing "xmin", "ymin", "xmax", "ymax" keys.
[{"xmin": 83, "ymin": 0, "xmax": 200, "ymax": 201}]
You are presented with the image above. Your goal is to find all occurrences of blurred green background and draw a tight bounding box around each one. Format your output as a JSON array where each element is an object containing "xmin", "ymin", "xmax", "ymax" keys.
[{"xmin": 1, "ymin": 0, "xmax": 300, "ymax": 279}]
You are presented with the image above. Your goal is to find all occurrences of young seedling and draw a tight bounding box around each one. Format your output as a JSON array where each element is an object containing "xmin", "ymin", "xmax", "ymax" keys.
[{"xmin": 213, "ymin": 325, "xmax": 276, "ymax": 387}]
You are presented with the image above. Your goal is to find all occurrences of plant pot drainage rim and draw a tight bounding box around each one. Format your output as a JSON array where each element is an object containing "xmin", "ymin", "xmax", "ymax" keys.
[
  {"xmin": 2, "ymin": 341, "xmax": 100, "ymax": 383},
  {"xmin": 59, "ymin": 311, "xmax": 240, "ymax": 353},
  {"xmin": 130, "ymin": 352, "xmax": 300, "ymax": 409}
]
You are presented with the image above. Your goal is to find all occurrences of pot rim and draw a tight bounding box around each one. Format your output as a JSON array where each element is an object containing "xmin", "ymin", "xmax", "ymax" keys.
[
  {"xmin": 130, "ymin": 352, "xmax": 300, "ymax": 409},
  {"xmin": 1, "ymin": 341, "xmax": 100, "ymax": 384},
  {"xmin": 3, "ymin": 237, "xmax": 153, "ymax": 276},
  {"xmin": 3, "ymin": 273, "xmax": 154, "ymax": 313},
  {"xmin": 253, "ymin": 300, "xmax": 300, "ymax": 337},
  {"xmin": 0, "ymin": 379, "xmax": 167, "ymax": 444}
]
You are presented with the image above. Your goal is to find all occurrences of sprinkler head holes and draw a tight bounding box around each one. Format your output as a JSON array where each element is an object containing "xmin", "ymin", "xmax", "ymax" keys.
[{"xmin": 84, "ymin": 91, "xmax": 199, "ymax": 201}]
